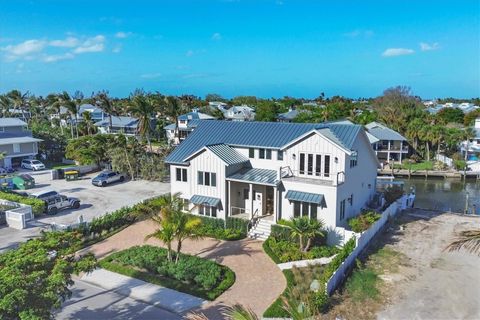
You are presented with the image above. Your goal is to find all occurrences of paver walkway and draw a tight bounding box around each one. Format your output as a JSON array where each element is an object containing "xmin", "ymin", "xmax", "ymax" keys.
[{"xmin": 79, "ymin": 219, "xmax": 286, "ymax": 319}]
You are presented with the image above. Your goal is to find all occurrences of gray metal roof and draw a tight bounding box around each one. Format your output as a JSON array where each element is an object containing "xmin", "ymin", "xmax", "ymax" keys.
[
  {"xmin": 165, "ymin": 120, "xmax": 363, "ymax": 165},
  {"xmin": 179, "ymin": 111, "xmax": 215, "ymax": 121},
  {"xmin": 365, "ymin": 122, "xmax": 406, "ymax": 141},
  {"xmin": 277, "ymin": 109, "xmax": 299, "ymax": 121},
  {"xmin": 190, "ymin": 195, "xmax": 221, "ymax": 207},
  {"xmin": 206, "ymin": 144, "xmax": 249, "ymax": 165},
  {"xmin": 0, "ymin": 136, "xmax": 42, "ymax": 145},
  {"xmin": 285, "ymin": 190, "xmax": 324, "ymax": 204},
  {"xmin": 0, "ymin": 118, "xmax": 28, "ymax": 127},
  {"xmin": 227, "ymin": 167, "xmax": 278, "ymax": 186},
  {"xmin": 94, "ymin": 116, "xmax": 139, "ymax": 128}
]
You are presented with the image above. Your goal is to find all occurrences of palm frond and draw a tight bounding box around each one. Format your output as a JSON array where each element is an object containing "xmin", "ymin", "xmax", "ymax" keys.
[
  {"xmin": 446, "ymin": 229, "xmax": 480, "ymax": 255},
  {"xmin": 221, "ymin": 304, "xmax": 259, "ymax": 320}
]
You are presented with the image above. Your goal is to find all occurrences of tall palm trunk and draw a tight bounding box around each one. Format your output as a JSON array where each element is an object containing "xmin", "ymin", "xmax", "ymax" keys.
[
  {"xmin": 175, "ymin": 241, "xmax": 182, "ymax": 263},
  {"xmin": 425, "ymin": 141, "xmax": 430, "ymax": 162}
]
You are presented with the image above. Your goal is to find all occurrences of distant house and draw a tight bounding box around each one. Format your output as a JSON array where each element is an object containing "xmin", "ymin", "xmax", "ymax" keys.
[
  {"xmin": 0, "ymin": 118, "xmax": 42, "ymax": 168},
  {"xmin": 426, "ymin": 102, "xmax": 479, "ymax": 115},
  {"xmin": 94, "ymin": 116, "xmax": 143, "ymax": 136},
  {"xmin": 460, "ymin": 118, "xmax": 480, "ymax": 159},
  {"xmin": 77, "ymin": 104, "xmax": 107, "ymax": 123},
  {"xmin": 223, "ymin": 105, "xmax": 255, "ymax": 121},
  {"xmin": 365, "ymin": 122, "xmax": 408, "ymax": 164},
  {"xmin": 208, "ymin": 101, "xmax": 228, "ymax": 112},
  {"xmin": 277, "ymin": 108, "xmax": 300, "ymax": 122},
  {"xmin": 164, "ymin": 110, "xmax": 216, "ymax": 144},
  {"xmin": 7, "ymin": 109, "xmax": 31, "ymax": 122}
]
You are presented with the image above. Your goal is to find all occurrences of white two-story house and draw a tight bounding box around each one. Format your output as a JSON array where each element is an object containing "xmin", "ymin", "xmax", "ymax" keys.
[
  {"xmin": 0, "ymin": 118, "xmax": 42, "ymax": 168},
  {"xmin": 165, "ymin": 120, "xmax": 379, "ymax": 243}
]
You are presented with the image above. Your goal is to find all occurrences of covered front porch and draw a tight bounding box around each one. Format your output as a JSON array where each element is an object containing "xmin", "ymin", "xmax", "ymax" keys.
[{"xmin": 226, "ymin": 167, "xmax": 280, "ymax": 222}]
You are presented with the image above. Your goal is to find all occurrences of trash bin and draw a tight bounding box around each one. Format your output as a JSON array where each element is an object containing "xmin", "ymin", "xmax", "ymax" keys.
[
  {"xmin": 65, "ymin": 170, "xmax": 79, "ymax": 181},
  {"xmin": 12, "ymin": 174, "xmax": 35, "ymax": 190}
]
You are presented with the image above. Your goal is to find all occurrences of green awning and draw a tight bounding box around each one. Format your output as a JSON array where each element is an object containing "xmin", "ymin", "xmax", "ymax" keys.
[
  {"xmin": 285, "ymin": 190, "xmax": 324, "ymax": 204},
  {"xmin": 190, "ymin": 195, "xmax": 221, "ymax": 207}
]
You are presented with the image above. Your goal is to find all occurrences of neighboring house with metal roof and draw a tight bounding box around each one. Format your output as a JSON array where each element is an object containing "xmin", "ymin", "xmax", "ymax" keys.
[
  {"xmin": 277, "ymin": 108, "xmax": 301, "ymax": 122},
  {"xmin": 460, "ymin": 118, "xmax": 480, "ymax": 158},
  {"xmin": 365, "ymin": 122, "xmax": 409, "ymax": 164},
  {"xmin": 164, "ymin": 110, "xmax": 217, "ymax": 145},
  {"xmin": 94, "ymin": 116, "xmax": 144, "ymax": 136},
  {"xmin": 166, "ymin": 120, "xmax": 379, "ymax": 243},
  {"xmin": 0, "ymin": 118, "xmax": 42, "ymax": 168},
  {"xmin": 223, "ymin": 105, "xmax": 255, "ymax": 121}
]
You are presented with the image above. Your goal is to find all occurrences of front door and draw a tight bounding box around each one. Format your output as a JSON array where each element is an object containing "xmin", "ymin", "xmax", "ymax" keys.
[{"xmin": 252, "ymin": 191, "xmax": 263, "ymax": 217}]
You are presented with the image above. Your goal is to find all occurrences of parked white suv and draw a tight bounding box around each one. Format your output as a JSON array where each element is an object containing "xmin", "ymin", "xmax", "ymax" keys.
[
  {"xmin": 21, "ymin": 159, "xmax": 45, "ymax": 171},
  {"xmin": 45, "ymin": 194, "xmax": 81, "ymax": 215}
]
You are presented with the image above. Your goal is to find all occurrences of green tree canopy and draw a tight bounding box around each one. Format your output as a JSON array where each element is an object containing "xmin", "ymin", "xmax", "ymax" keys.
[{"xmin": 0, "ymin": 231, "xmax": 96, "ymax": 319}]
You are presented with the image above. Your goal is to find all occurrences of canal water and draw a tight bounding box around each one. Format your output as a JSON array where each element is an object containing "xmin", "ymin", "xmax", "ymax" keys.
[{"xmin": 398, "ymin": 178, "xmax": 480, "ymax": 214}]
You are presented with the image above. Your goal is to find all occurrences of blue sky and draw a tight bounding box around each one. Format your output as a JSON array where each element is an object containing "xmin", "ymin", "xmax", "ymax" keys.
[{"xmin": 0, "ymin": 0, "xmax": 479, "ymax": 99}]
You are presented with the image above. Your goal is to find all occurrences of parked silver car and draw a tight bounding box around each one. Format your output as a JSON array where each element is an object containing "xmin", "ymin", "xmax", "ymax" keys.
[
  {"xmin": 91, "ymin": 170, "xmax": 126, "ymax": 187},
  {"xmin": 45, "ymin": 194, "xmax": 81, "ymax": 215},
  {"xmin": 21, "ymin": 159, "xmax": 46, "ymax": 171}
]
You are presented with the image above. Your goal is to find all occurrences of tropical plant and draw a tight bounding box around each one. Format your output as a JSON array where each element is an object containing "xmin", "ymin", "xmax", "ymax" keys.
[
  {"xmin": 446, "ymin": 229, "xmax": 480, "ymax": 255},
  {"xmin": 94, "ymin": 90, "xmax": 118, "ymax": 133},
  {"xmin": 162, "ymin": 95, "xmax": 187, "ymax": 143},
  {"xmin": 222, "ymin": 304, "xmax": 259, "ymax": 320},
  {"xmin": 128, "ymin": 91, "xmax": 157, "ymax": 151},
  {"xmin": 79, "ymin": 111, "xmax": 97, "ymax": 135},
  {"xmin": 171, "ymin": 210, "xmax": 203, "ymax": 263},
  {"xmin": 281, "ymin": 217, "xmax": 325, "ymax": 252}
]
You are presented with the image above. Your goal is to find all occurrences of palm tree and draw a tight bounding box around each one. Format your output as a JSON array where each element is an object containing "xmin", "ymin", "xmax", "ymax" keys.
[
  {"xmin": 5, "ymin": 90, "xmax": 30, "ymax": 121},
  {"xmin": 406, "ymin": 118, "xmax": 424, "ymax": 151},
  {"xmin": 94, "ymin": 91, "xmax": 118, "ymax": 134},
  {"xmin": 145, "ymin": 193, "xmax": 182, "ymax": 261},
  {"xmin": 419, "ymin": 125, "xmax": 433, "ymax": 162},
  {"xmin": 222, "ymin": 304, "xmax": 259, "ymax": 320},
  {"xmin": 52, "ymin": 91, "xmax": 83, "ymax": 138},
  {"xmin": 446, "ymin": 229, "xmax": 480, "ymax": 255},
  {"xmin": 162, "ymin": 96, "xmax": 187, "ymax": 144},
  {"xmin": 171, "ymin": 209, "xmax": 202, "ymax": 263},
  {"xmin": 282, "ymin": 217, "xmax": 325, "ymax": 252},
  {"xmin": 128, "ymin": 92, "xmax": 157, "ymax": 151},
  {"xmin": 79, "ymin": 111, "xmax": 96, "ymax": 136}
]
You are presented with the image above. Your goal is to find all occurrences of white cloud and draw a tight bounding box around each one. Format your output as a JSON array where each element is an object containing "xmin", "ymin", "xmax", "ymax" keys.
[
  {"xmin": 43, "ymin": 52, "xmax": 75, "ymax": 63},
  {"xmin": 112, "ymin": 45, "xmax": 122, "ymax": 53},
  {"xmin": 420, "ymin": 42, "xmax": 439, "ymax": 51},
  {"xmin": 211, "ymin": 32, "xmax": 222, "ymax": 41},
  {"xmin": 49, "ymin": 37, "xmax": 79, "ymax": 48},
  {"xmin": 382, "ymin": 48, "xmax": 415, "ymax": 57},
  {"xmin": 73, "ymin": 35, "xmax": 105, "ymax": 54},
  {"xmin": 2, "ymin": 39, "xmax": 46, "ymax": 57},
  {"xmin": 141, "ymin": 73, "xmax": 162, "ymax": 79},
  {"xmin": 115, "ymin": 31, "xmax": 132, "ymax": 39}
]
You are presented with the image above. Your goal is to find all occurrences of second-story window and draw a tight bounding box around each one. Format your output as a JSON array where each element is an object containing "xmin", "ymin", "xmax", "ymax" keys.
[
  {"xmin": 249, "ymin": 148, "xmax": 255, "ymax": 158},
  {"xmin": 277, "ymin": 150, "xmax": 283, "ymax": 161},
  {"xmin": 198, "ymin": 171, "xmax": 216, "ymax": 187},
  {"xmin": 176, "ymin": 168, "xmax": 187, "ymax": 182},
  {"xmin": 324, "ymin": 155, "xmax": 331, "ymax": 177},
  {"xmin": 350, "ymin": 151, "xmax": 358, "ymax": 168},
  {"xmin": 266, "ymin": 149, "xmax": 272, "ymax": 159},
  {"xmin": 259, "ymin": 149, "xmax": 265, "ymax": 159}
]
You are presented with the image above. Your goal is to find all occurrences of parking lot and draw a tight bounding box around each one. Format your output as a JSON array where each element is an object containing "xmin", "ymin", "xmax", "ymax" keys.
[{"xmin": 0, "ymin": 169, "xmax": 170, "ymax": 252}]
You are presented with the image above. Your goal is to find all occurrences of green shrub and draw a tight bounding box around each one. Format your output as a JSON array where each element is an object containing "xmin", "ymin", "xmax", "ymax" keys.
[
  {"xmin": 100, "ymin": 245, "xmax": 234, "ymax": 300},
  {"xmin": 383, "ymin": 186, "xmax": 404, "ymax": 207},
  {"xmin": 193, "ymin": 215, "xmax": 247, "ymax": 240},
  {"xmin": 263, "ymin": 237, "xmax": 339, "ymax": 263},
  {"xmin": 347, "ymin": 210, "xmax": 382, "ymax": 233},
  {"xmin": 0, "ymin": 191, "xmax": 45, "ymax": 216},
  {"xmin": 454, "ymin": 159, "xmax": 467, "ymax": 170}
]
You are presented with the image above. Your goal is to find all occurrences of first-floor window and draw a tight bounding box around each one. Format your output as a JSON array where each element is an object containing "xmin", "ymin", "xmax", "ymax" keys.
[
  {"xmin": 340, "ymin": 199, "xmax": 346, "ymax": 220},
  {"xmin": 198, "ymin": 205, "xmax": 217, "ymax": 217},
  {"xmin": 292, "ymin": 201, "xmax": 318, "ymax": 219}
]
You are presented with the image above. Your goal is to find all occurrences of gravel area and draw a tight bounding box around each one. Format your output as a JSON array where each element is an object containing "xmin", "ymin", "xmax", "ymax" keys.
[
  {"xmin": 0, "ymin": 169, "xmax": 169, "ymax": 252},
  {"xmin": 377, "ymin": 209, "xmax": 480, "ymax": 320}
]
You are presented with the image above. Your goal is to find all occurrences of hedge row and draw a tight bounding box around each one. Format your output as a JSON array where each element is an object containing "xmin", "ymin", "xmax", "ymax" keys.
[
  {"xmin": 0, "ymin": 191, "xmax": 45, "ymax": 216},
  {"xmin": 194, "ymin": 215, "xmax": 248, "ymax": 241}
]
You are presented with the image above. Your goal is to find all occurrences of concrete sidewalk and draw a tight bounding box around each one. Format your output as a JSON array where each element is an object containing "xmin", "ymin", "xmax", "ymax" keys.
[{"xmin": 81, "ymin": 269, "xmax": 206, "ymax": 314}]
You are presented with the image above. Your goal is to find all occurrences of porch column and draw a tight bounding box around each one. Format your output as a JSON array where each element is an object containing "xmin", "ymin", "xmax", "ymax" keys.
[
  {"xmin": 249, "ymin": 183, "xmax": 253, "ymax": 219},
  {"xmin": 273, "ymin": 186, "xmax": 278, "ymax": 223},
  {"xmin": 399, "ymin": 142, "xmax": 403, "ymax": 163},
  {"xmin": 227, "ymin": 180, "xmax": 231, "ymax": 218}
]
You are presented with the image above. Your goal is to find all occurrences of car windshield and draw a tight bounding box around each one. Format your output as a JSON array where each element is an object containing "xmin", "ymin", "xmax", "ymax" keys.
[
  {"xmin": 31, "ymin": 160, "xmax": 41, "ymax": 164},
  {"xmin": 97, "ymin": 173, "xmax": 109, "ymax": 178}
]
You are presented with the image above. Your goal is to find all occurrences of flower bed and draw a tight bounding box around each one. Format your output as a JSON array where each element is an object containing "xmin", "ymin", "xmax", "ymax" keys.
[
  {"xmin": 347, "ymin": 210, "xmax": 382, "ymax": 233},
  {"xmin": 99, "ymin": 245, "xmax": 235, "ymax": 300},
  {"xmin": 263, "ymin": 237, "xmax": 339, "ymax": 263}
]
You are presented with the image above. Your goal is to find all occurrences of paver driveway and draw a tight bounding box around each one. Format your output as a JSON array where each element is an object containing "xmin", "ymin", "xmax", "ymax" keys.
[{"xmin": 79, "ymin": 219, "xmax": 286, "ymax": 319}]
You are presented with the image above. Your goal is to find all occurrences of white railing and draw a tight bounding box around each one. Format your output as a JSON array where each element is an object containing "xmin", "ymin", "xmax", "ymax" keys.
[{"xmin": 230, "ymin": 206, "xmax": 249, "ymax": 217}]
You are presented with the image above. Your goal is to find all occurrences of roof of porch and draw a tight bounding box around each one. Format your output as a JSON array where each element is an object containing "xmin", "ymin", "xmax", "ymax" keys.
[{"xmin": 227, "ymin": 167, "xmax": 279, "ymax": 186}]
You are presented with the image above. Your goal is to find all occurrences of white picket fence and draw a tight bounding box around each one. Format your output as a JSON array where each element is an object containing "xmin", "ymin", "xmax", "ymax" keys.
[
  {"xmin": 435, "ymin": 154, "xmax": 453, "ymax": 168},
  {"xmin": 326, "ymin": 193, "xmax": 415, "ymax": 295}
]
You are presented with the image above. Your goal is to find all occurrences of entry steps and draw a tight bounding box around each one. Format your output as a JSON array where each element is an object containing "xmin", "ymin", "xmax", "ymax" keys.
[{"xmin": 247, "ymin": 218, "xmax": 274, "ymax": 241}]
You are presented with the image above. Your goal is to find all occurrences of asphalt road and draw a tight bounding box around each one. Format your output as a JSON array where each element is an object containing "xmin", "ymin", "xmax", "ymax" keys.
[
  {"xmin": 0, "ymin": 169, "xmax": 170, "ymax": 252},
  {"xmin": 56, "ymin": 279, "xmax": 181, "ymax": 320}
]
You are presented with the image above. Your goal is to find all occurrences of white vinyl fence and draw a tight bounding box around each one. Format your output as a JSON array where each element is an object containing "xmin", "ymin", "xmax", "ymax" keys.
[
  {"xmin": 326, "ymin": 193, "xmax": 415, "ymax": 295},
  {"xmin": 1, "ymin": 199, "xmax": 33, "ymax": 230},
  {"xmin": 435, "ymin": 154, "xmax": 453, "ymax": 168}
]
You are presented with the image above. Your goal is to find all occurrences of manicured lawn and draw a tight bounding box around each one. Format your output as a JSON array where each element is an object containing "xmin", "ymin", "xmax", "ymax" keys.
[
  {"xmin": 99, "ymin": 245, "xmax": 235, "ymax": 300},
  {"xmin": 393, "ymin": 161, "xmax": 433, "ymax": 171}
]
